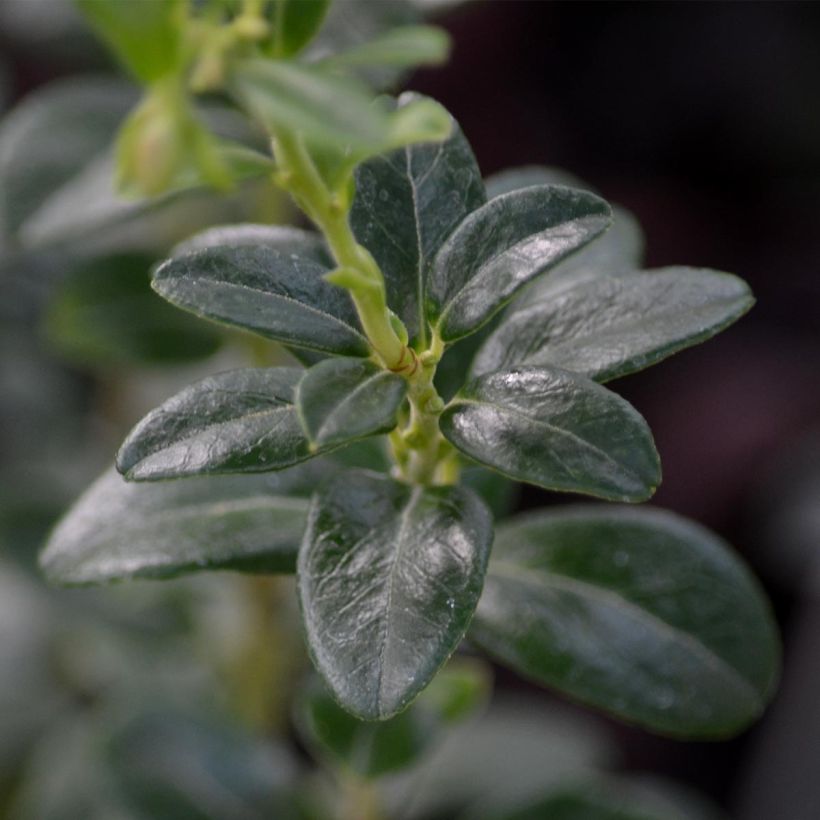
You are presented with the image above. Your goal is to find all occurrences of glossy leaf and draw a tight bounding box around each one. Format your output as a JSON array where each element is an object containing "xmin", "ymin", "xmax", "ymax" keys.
[
  {"xmin": 43, "ymin": 253, "xmax": 222, "ymax": 366},
  {"xmin": 273, "ymin": 0, "xmax": 331, "ymax": 57},
  {"xmin": 470, "ymin": 506, "xmax": 780, "ymax": 737},
  {"xmin": 152, "ymin": 244, "xmax": 370, "ymax": 356},
  {"xmin": 77, "ymin": 0, "xmax": 182, "ymax": 82},
  {"xmin": 116, "ymin": 367, "xmax": 312, "ymax": 480},
  {"xmin": 472, "ymin": 267, "xmax": 754, "ymax": 381},
  {"xmin": 39, "ymin": 466, "xmax": 312, "ymax": 585},
  {"xmin": 298, "ymin": 470, "xmax": 493, "ymax": 720},
  {"xmin": 321, "ymin": 25, "xmax": 450, "ymax": 71},
  {"xmin": 296, "ymin": 357, "xmax": 406, "ymax": 449},
  {"xmin": 230, "ymin": 58, "xmax": 392, "ymax": 150},
  {"xmin": 441, "ymin": 367, "xmax": 660, "ymax": 502},
  {"xmin": 350, "ymin": 92, "xmax": 485, "ymax": 344},
  {"xmin": 0, "ymin": 77, "xmax": 136, "ymax": 237},
  {"xmin": 428, "ymin": 185, "xmax": 612, "ymax": 341},
  {"xmin": 295, "ymin": 659, "xmax": 489, "ymax": 778}
]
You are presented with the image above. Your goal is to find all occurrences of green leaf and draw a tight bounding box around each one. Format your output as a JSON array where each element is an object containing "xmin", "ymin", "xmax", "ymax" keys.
[
  {"xmin": 298, "ymin": 469, "xmax": 493, "ymax": 720},
  {"xmin": 0, "ymin": 77, "xmax": 136, "ymax": 237},
  {"xmin": 320, "ymin": 25, "xmax": 450, "ymax": 71},
  {"xmin": 39, "ymin": 466, "xmax": 313, "ymax": 585},
  {"xmin": 296, "ymin": 357, "xmax": 406, "ymax": 449},
  {"xmin": 116, "ymin": 367, "xmax": 312, "ymax": 480},
  {"xmin": 350, "ymin": 92, "xmax": 485, "ymax": 344},
  {"xmin": 470, "ymin": 506, "xmax": 780, "ymax": 737},
  {"xmin": 461, "ymin": 464, "xmax": 519, "ymax": 521},
  {"xmin": 273, "ymin": 0, "xmax": 331, "ymax": 57},
  {"xmin": 152, "ymin": 244, "xmax": 370, "ymax": 356},
  {"xmin": 43, "ymin": 253, "xmax": 222, "ymax": 366},
  {"xmin": 472, "ymin": 267, "xmax": 754, "ymax": 381},
  {"xmin": 429, "ymin": 186, "xmax": 612, "ymax": 342},
  {"xmin": 77, "ymin": 0, "xmax": 183, "ymax": 83},
  {"xmin": 230, "ymin": 58, "xmax": 391, "ymax": 151},
  {"xmin": 295, "ymin": 659, "xmax": 490, "ymax": 778},
  {"xmin": 440, "ymin": 367, "xmax": 660, "ymax": 501}
]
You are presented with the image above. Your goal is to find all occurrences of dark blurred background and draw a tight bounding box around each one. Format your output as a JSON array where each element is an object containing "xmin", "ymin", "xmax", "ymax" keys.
[{"xmin": 1, "ymin": 2, "xmax": 819, "ymax": 818}]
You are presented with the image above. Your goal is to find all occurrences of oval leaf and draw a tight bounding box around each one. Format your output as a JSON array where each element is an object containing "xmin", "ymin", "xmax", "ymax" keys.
[
  {"xmin": 152, "ymin": 244, "xmax": 370, "ymax": 356},
  {"xmin": 321, "ymin": 24, "xmax": 450, "ymax": 71},
  {"xmin": 351, "ymin": 92, "xmax": 485, "ymax": 345},
  {"xmin": 273, "ymin": 0, "xmax": 331, "ymax": 57},
  {"xmin": 298, "ymin": 470, "xmax": 493, "ymax": 720},
  {"xmin": 40, "ymin": 466, "xmax": 313, "ymax": 585},
  {"xmin": 441, "ymin": 367, "xmax": 660, "ymax": 501},
  {"xmin": 296, "ymin": 357, "xmax": 406, "ymax": 449},
  {"xmin": 470, "ymin": 506, "xmax": 780, "ymax": 737},
  {"xmin": 428, "ymin": 185, "xmax": 612, "ymax": 341},
  {"xmin": 472, "ymin": 267, "xmax": 754, "ymax": 381}
]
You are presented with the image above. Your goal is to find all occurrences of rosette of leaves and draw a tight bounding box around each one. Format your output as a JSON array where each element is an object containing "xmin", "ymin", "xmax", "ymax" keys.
[{"xmin": 42, "ymin": 0, "xmax": 778, "ymax": 741}]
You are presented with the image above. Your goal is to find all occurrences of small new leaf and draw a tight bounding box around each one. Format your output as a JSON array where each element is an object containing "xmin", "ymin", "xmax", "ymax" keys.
[
  {"xmin": 472, "ymin": 267, "xmax": 754, "ymax": 381},
  {"xmin": 470, "ymin": 506, "xmax": 780, "ymax": 738},
  {"xmin": 440, "ymin": 367, "xmax": 660, "ymax": 501},
  {"xmin": 298, "ymin": 470, "xmax": 493, "ymax": 720},
  {"xmin": 297, "ymin": 357, "xmax": 407, "ymax": 449}
]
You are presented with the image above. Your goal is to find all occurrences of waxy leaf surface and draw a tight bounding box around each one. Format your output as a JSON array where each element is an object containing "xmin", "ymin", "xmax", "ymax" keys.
[
  {"xmin": 441, "ymin": 367, "xmax": 660, "ymax": 501},
  {"xmin": 298, "ymin": 470, "xmax": 493, "ymax": 720},
  {"xmin": 297, "ymin": 357, "xmax": 406, "ymax": 448},
  {"xmin": 472, "ymin": 267, "xmax": 754, "ymax": 381},
  {"xmin": 40, "ymin": 466, "xmax": 312, "ymax": 584},
  {"xmin": 428, "ymin": 186, "xmax": 611, "ymax": 341},
  {"xmin": 470, "ymin": 506, "xmax": 780, "ymax": 737},
  {"xmin": 351, "ymin": 92, "xmax": 485, "ymax": 344},
  {"xmin": 153, "ymin": 244, "xmax": 369, "ymax": 356}
]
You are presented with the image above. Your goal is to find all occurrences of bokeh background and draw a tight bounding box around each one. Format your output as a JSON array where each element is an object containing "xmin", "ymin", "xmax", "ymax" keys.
[{"xmin": 1, "ymin": 1, "xmax": 819, "ymax": 818}]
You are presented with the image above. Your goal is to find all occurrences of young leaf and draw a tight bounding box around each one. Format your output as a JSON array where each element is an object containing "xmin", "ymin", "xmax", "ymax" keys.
[
  {"xmin": 77, "ymin": 0, "xmax": 183, "ymax": 83},
  {"xmin": 440, "ymin": 367, "xmax": 660, "ymax": 502},
  {"xmin": 296, "ymin": 357, "xmax": 406, "ymax": 449},
  {"xmin": 350, "ymin": 92, "xmax": 485, "ymax": 344},
  {"xmin": 319, "ymin": 25, "xmax": 450, "ymax": 71},
  {"xmin": 471, "ymin": 267, "xmax": 754, "ymax": 381},
  {"xmin": 43, "ymin": 253, "xmax": 222, "ymax": 366},
  {"xmin": 272, "ymin": 0, "xmax": 332, "ymax": 57},
  {"xmin": 152, "ymin": 244, "xmax": 370, "ymax": 356},
  {"xmin": 40, "ymin": 466, "xmax": 312, "ymax": 585},
  {"xmin": 295, "ymin": 660, "xmax": 489, "ymax": 778},
  {"xmin": 428, "ymin": 186, "xmax": 612, "ymax": 342},
  {"xmin": 298, "ymin": 470, "xmax": 493, "ymax": 720},
  {"xmin": 470, "ymin": 506, "xmax": 780, "ymax": 738}
]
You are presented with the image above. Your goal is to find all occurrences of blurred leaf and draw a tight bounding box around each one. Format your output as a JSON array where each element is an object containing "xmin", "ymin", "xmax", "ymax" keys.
[
  {"xmin": 470, "ymin": 506, "xmax": 780, "ymax": 738},
  {"xmin": 429, "ymin": 186, "xmax": 612, "ymax": 342},
  {"xmin": 296, "ymin": 357, "xmax": 406, "ymax": 449},
  {"xmin": 40, "ymin": 465, "xmax": 316, "ymax": 584},
  {"xmin": 272, "ymin": 0, "xmax": 332, "ymax": 57},
  {"xmin": 295, "ymin": 659, "xmax": 490, "ymax": 778},
  {"xmin": 44, "ymin": 254, "xmax": 222, "ymax": 366},
  {"xmin": 471, "ymin": 267, "xmax": 754, "ymax": 382},
  {"xmin": 460, "ymin": 463, "xmax": 519, "ymax": 520},
  {"xmin": 320, "ymin": 24, "xmax": 450, "ymax": 71},
  {"xmin": 350, "ymin": 92, "xmax": 485, "ymax": 344},
  {"xmin": 152, "ymin": 244, "xmax": 370, "ymax": 356},
  {"xmin": 298, "ymin": 469, "xmax": 493, "ymax": 719},
  {"xmin": 485, "ymin": 165, "xmax": 591, "ymax": 198},
  {"xmin": 441, "ymin": 367, "xmax": 660, "ymax": 502}
]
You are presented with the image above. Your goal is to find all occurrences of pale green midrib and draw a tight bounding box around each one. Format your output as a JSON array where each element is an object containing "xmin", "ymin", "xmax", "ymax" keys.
[{"xmin": 486, "ymin": 560, "xmax": 763, "ymax": 707}]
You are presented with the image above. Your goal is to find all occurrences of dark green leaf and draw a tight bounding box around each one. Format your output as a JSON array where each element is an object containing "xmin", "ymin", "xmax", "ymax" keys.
[
  {"xmin": 441, "ymin": 367, "xmax": 660, "ymax": 501},
  {"xmin": 0, "ymin": 77, "xmax": 136, "ymax": 237},
  {"xmin": 43, "ymin": 253, "xmax": 222, "ymax": 366},
  {"xmin": 351, "ymin": 92, "xmax": 485, "ymax": 345},
  {"xmin": 296, "ymin": 357, "xmax": 406, "ymax": 449},
  {"xmin": 39, "ymin": 465, "xmax": 314, "ymax": 585},
  {"xmin": 428, "ymin": 185, "xmax": 612, "ymax": 341},
  {"xmin": 461, "ymin": 464, "xmax": 519, "ymax": 520},
  {"xmin": 230, "ymin": 58, "xmax": 391, "ymax": 150},
  {"xmin": 485, "ymin": 165, "xmax": 591, "ymax": 199},
  {"xmin": 472, "ymin": 267, "xmax": 754, "ymax": 381},
  {"xmin": 298, "ymin": 470, "xmax": 493, "ymax": 720},
  {"xmin": 470, "ymin": 506, "xmax": 780, "ymax": 737},
  {"xmin": 152, "ymin": 244, "xmax": 370, "ymax": 356},
  {"xmin": 320, "ymin": 25, "xmax": 450, "ymax": 71},
  {"xmin": 116, "ymin": 367, "xmax": 312, "ymax": 480},
  {"xmin": 295, "ymin": 659, "xmax": 489, "ymax": 778},
  {"xmin": 273, "ymin": 0, "xmax": 331, "ymax": 57}
]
